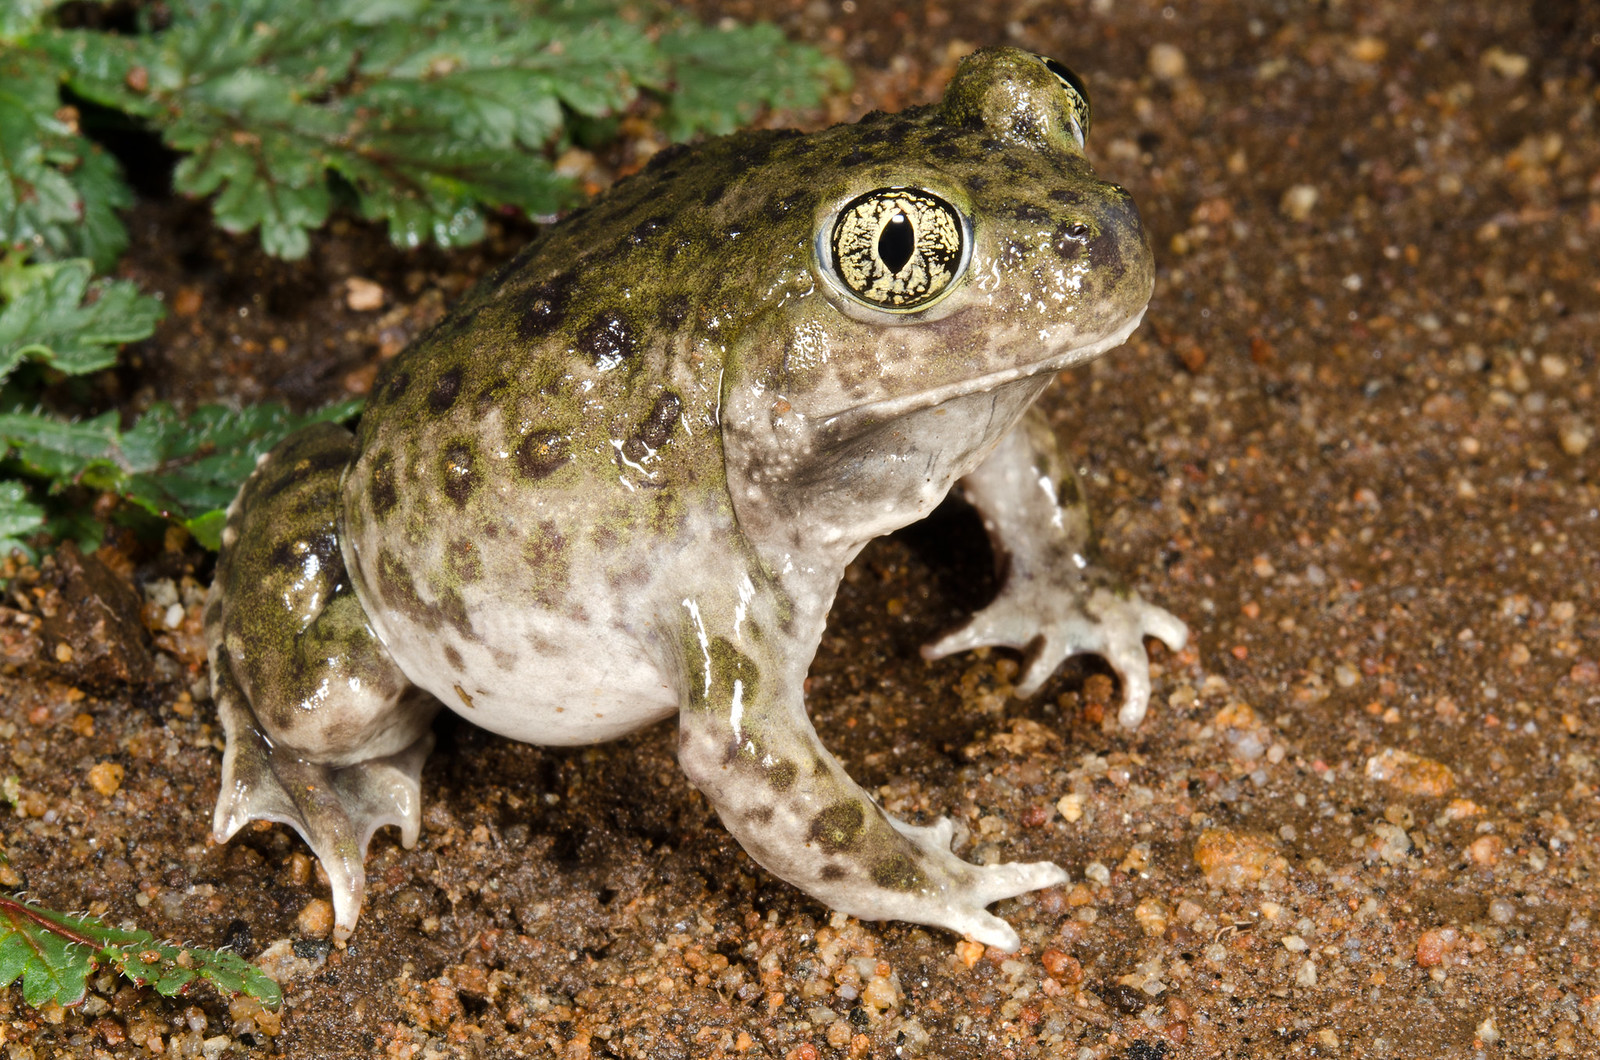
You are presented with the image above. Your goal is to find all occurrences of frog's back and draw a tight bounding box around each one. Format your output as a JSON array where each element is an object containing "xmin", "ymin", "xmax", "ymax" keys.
[{"xmin": 337, "ymin": 132, "xmax": 817, "ymax": 740}]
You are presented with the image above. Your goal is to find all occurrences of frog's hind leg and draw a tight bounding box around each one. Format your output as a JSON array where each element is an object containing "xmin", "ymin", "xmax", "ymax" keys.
[{"xmin": 205, "ymin": 423, "xmax": 440, "ymax": 939}]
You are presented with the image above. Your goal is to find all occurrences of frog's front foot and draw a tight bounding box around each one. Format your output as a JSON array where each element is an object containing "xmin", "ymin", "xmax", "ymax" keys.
[
  {"xmin": 884, "ymin": 816, "xmax": 1068, "ymax": 951},
  {"xmin": 923, "ymin": 574, "xmax": 1187, "ymax": 727}
]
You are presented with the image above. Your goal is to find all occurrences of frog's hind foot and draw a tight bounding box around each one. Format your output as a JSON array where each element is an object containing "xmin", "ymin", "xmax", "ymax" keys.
[{"xmin": 211, "ymin": 658, "xmax": 433, "ymax": 940}]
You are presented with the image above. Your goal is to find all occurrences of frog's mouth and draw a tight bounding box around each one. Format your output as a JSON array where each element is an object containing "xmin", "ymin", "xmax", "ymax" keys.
[{"xmin": 815, "ymin": 307, "xmax": 1146, "ymax": 431}]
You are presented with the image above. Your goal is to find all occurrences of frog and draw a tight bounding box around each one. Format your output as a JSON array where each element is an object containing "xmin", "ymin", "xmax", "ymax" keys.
[{"xmin": 204, "ymin": 45, "xmax": 1187, "ymax": 953}]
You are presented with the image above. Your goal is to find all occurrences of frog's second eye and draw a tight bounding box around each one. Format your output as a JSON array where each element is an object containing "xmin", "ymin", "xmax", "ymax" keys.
[
  {"xmin": 1037, "ymin": 55, "xmax": 1092, "ymax": 148},
  {"xmin": 827, "ymin": 188, "xmax": 967, "ymax": 312}
]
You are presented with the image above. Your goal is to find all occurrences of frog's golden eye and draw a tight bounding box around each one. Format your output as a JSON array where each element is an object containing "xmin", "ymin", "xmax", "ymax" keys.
[
  {"xmin": 827, "ymin": 188, "xmax": 967, "ymax": 312},
  {"xmin": 1037, "ymin": 55, "xmax": 1092, "ymax": 148}
]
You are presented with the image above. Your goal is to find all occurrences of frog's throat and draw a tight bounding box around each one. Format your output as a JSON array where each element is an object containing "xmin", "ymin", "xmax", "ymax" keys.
[{"xmin": 817, "ymin": 306, "xmax": 1147, "ymax": 430}]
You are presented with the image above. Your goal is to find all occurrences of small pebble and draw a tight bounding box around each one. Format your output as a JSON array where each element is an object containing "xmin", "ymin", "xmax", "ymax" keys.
[
  {"xmin": 1480, "ymin": 47, "xmax": 1527, "ymax": 78},
  {"xmin": 1365, "ymin": 748, "xmax": 1456, "ymax": 797},
  {"xmin": 87, "ymin": 761, "xmax": 124, "ymax": 797},
  {"xmin": 1279, "ymin": 184, "xmax": 1319, "ymax": 221},
  {"xmin": 1488, "ymin": 898, "xmax": 1515, "ymax": 924},
  {"xmin": 1415, "ymin": 927, "xmax": 1458, "ymax": 967},
  {"xmin": 296, "ymin": 898, "xmax": 334, "ymax": 938},
  {"xmin": 1558, "ymin": 419, "xmax": 1592, "ymax": 456},
  {"xmin": 344, "ymin": 277, "xmax": 386, "ymax": 311},
  {"xmin": 1468, "ymin": 835, "xmax": 1503, "ymax": 867},
  {"xmin": 1148, "ymin": 42, "xmax": 1187, "ymax": 81},
  {"xmin": 1193, "ymin": 828, "xmax": 1285, "ymax": 890}
]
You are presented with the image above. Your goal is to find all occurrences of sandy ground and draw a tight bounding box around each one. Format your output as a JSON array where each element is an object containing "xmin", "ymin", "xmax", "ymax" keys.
[{"xmin": 1, "ymin": 0, "xmax": 1597, "ymax": 1057}]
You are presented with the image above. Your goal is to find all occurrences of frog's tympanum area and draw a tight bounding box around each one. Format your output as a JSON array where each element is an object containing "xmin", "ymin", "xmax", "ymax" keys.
[{"xmin": 205, "ymin": 47, "xmax": 1185, "ymax": 952}]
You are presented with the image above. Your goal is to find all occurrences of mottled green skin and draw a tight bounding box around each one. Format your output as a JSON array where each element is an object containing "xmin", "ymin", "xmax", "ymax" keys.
[{"xmin": 205, "ymin": 47, "xmax": 1185, "ymax": 951}]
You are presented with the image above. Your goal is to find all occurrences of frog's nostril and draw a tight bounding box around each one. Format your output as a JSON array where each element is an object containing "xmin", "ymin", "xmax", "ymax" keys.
[{"xmin": 1052, "ymin": 220, "xmax": 1094, "ymax": 259}]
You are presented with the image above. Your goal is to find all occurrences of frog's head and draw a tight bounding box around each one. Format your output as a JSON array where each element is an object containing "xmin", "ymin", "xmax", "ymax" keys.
[
  {"xmin": 722, "ymin": 47, "xmax": 1154, "ymax": 548},
  {"xmin": 784, "ymin": 46, "xmax": 1154, "ymax": 425}
]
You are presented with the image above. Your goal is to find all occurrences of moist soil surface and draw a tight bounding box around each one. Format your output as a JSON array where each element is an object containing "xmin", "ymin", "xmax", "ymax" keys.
[{"xmin": 2, "ymin": 1, "xmax": 1597, "ymax": 1057}]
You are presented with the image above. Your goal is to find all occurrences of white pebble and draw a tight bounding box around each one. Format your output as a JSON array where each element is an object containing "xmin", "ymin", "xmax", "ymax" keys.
[
  {"xmin": 1280, "ymin": 184, "xmax": 1319, "ymax": 221},
  {"xmin": 1148, "ymin": 42, "xmax": 1187, "ymax": 81}
]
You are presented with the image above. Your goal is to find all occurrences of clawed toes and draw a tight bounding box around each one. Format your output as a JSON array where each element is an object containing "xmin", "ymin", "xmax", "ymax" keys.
[{"xmin": 972, "ymin": 860, "xmax": 1070, "ymax": 905}]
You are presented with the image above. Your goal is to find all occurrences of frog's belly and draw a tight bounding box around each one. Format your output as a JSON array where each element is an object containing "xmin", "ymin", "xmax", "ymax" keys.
[{"xmin": 369, "ymin": 599, "xmax": 678, "ymax": 747}]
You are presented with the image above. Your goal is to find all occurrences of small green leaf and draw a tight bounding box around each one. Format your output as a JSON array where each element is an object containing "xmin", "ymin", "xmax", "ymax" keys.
[
  {"xmin": 0, "ymin": 480, "xmax": 45, "ymax": 559},
  {"xmin": 0, "ymin": 399, "xmax": 361, "ymax": 548},
  {"xmin": 0, "ymin": 42, "xmax": 134, "ymax": 270},
  {"xmin": 0, "ymin": 254, "xmax": 165, "ymax": 388},
  {"xmin": 0, "ymin": 894, "xmax": 282, "ymax": 1009}
]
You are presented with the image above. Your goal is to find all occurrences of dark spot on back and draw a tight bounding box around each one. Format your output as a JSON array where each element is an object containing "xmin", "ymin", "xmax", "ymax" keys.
[
  {"xmin": 1057, "ymin": 474, "xmax": 1082, "ymax": 508},
  {"xmin": 820, "ymin": 864, "xmax": 848, "ymax": 881},
  {"xmin": 522, "ymin": 520, "xmax": 569, "ymax": 606},
  {"xmin": 871, "ymin": 853, "xmax": 928, "ymax": 892},
  {"xmin": 515, "ymin": 430, "xmax": 570, "ymax": 481},
  {"xmin": 378, "ymin": 369, "xmax": 411, "ymax": 405},
  {"xmin": 577, "ymin": 311, "xmax": 637, "ymax": 371},
  {"xmin": 429, "ymin": 366, "xmax": 463, "ymax": 413},
  {"xmin": 630, "ymin": 215, "xmax": 670, "ymax": 246},
  {"xmin": 441, "ymin": 305, "xmax": 481, "ymax": 338},
  {"xmin": 636, "ymin": 391, "xmax": 682, "ymax": 450},
  {"xmin": 515, "ymin": 275, "xmax": 574, "ymax": 339},
  {"xmin": 474, "ymin": 373, "xmax": 513, "ymax": 414},
  {"xmin": 809, "ymin": 801, "xmax": 867, "ymax": 852},
  {"xmin": 745, "ymin": 805, "xmax": 775, "ymax": 826},
  {"xmin": 1008, "ymin": 201, "xmax": 1053, "ymax": 224},
  {"xmin": 377, "ymin": 549, "xmax": 425, "ymax": 621},
  {"xmin": 368, "ymin": 451, "xmax": 399, "ymax": 517},
  {"xmin": 768, "ymin": 759, "xmax": 797, "ymax": 791},
  {"xmin": 775, "ymin": 190, "xmax": 815, "ymax": 214},
  {"xmin": 444, "ymin": 644, "xmax": 463, "ymax": 670},
  {"xmin": 659, "ymin": 296, "xmax": 690, "ymax": 330},
  {"xmin": 737, "ymin": 135, "xmax": 781, "ymax": 168},
  {"xmin": 424, "ymin": 582, "xmax": 474, "ymax": 639},
  {"xmin": 440, "ymin": 441, "xmax": 478, "ymax": 508},
  {"xmin": 645, "ymin": 141, "xmax": 690, "ymax": 174},
  {"xmin": 1048, "ymin": 188, "xmax": 1087, "ymax": 207},
  {"xmin": 446, "ymin": 538, "xmax": 482, "ymax": 584}
]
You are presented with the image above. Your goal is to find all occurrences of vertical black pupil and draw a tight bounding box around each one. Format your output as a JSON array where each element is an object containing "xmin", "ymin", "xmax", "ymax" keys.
[{"xmin": 878, "ymin": 213, "xmax": 915, "ymax": 274}]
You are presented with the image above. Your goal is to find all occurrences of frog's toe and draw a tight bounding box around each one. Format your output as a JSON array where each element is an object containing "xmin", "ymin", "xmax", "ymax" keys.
[
  {"xmin": 215, "ymin": 724, "xmax": 434, "ymax": 939},
  {"xmin": 939, "ymin": 861, "xmax": 1071, "ymax": 952},
  {"xmin": 212, "ymin": 662, "xmax": 433, "ymax": 939},
  {"xmin": 1091, "ymin": 595, "xmax": 1188, "ymax": 728},
  {"xmin": 921, "ymin": 605, "xmax": 1029, "ymax": 662}
]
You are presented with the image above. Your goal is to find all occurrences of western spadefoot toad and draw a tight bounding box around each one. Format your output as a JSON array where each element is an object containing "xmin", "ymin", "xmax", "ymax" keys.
[{"xmin": 206, "ymin": 46, "xmax": 1186, "ymax": 952}]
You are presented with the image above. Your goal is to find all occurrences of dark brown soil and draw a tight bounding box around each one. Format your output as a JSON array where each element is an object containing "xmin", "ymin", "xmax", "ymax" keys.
[{"xmin": 2, "ymin": 1, "xmax": 1597, "ymax": 1057}]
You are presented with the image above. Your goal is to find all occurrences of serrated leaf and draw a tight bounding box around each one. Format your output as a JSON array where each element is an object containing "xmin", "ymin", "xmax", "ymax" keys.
[
  {"xmin": 42, "ymin": 0, "xmax": 839, "ymax": 258},
  {"xmin": 0, "ymin": 480, "xmax": 45, "ymax": 550},
  {"xmin": 656, "ymin": 21, "xmax": 850, "ymax": 140},
  {"xmin": 0, "ymin": 256, "xmax": 164, "ymax": 387},
  {"xmin": 0, "ymin": 894, "xmax": 281, "ymax": 1009},
  {"xmin": 0, "ymin": 41, "xmax": 134, "ymax": 270},
  {"xmin": 0, "ymin": 399, "xmax": 361, "ymax": 549}
]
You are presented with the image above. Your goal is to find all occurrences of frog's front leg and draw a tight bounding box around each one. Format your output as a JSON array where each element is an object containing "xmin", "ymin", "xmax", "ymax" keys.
[
  {"xmin": 674, "ymin": 575, "xmax": 1065, "ymax": 952},
  {"xmin": 923, "ymin": 406, "xmax": 1187, "ymax": 726},
  {"xmin": 205, "ymin": 423, "xmax": 440, "ymax": 939}
]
